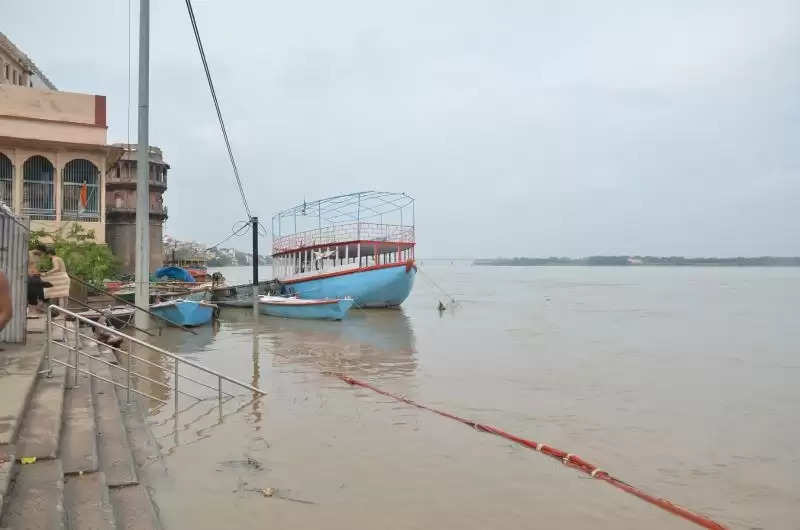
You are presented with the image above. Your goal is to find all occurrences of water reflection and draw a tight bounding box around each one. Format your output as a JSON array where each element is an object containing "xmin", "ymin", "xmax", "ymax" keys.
[
  {"xmin": 250, "ymin": 330, "xmax": 262, "ymax": 429},
  {"xmin": 138, "ymin": 306, "xmax": 417, "ymax": 454},
  {"xmin": 223, "ymin": 308, "xmax": 418, "ymax": 377},
  {"xmin": 152, "ymin": 322, "xmax": 220, "ymax": 355}
]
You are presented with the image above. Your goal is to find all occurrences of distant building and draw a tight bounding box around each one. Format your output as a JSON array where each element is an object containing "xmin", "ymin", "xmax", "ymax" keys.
[
  {"xmin": 0, "ymin": 32, "xmax": 115, "ymax": 242},
  {"xmin": 106, "ymin": 145, "xmax": 169, "ymax": 274}
]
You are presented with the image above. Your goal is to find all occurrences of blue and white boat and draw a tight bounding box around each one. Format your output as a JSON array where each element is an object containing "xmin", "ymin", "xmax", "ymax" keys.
[
  {"xmin": 258, "ymin": 295, "xmax": 354, "ymax": 320},
  {"xmin": 150, "ymin": 299, "xmax": 217, "ymax": 327},
  {"xmin": 271, "ymin": 192, "xmax": 416, "ymax": 308}
]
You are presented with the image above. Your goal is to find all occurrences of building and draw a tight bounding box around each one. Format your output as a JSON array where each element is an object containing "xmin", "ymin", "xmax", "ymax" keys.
[
  {"xmin": 0, "ymin": 32, "xmax": 115, "ymax": 242},
  {"xmin": 0, "ymin": 32, "xmax": 57, "ymax": 91},
  {"xmin": 106, "ymin": 145, "xmax": 169, "ymax": 274}
]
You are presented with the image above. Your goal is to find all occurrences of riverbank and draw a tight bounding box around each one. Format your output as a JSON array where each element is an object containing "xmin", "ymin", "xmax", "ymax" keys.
[{"xmin": 0, "ymin": 315, "xmax": 162, "ymax": 529}]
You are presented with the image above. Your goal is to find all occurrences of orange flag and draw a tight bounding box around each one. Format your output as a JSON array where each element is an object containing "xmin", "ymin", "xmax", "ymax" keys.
[{"xmin": 79, "ymin": 181, "xmax": 88, "ymax": 212}]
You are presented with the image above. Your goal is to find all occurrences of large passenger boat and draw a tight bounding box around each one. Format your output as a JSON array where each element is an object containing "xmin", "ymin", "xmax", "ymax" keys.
[{"xmin": 271, "ymin": 191, "xmax": 416, "ymax": 307}]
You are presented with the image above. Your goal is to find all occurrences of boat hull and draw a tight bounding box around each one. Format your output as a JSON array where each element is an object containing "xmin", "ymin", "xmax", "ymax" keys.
[
  {"xmin": 284, "ymin": 264, "xmax": 416, "ymax": 308},
  {"xmin": 258, "ymin": 298, "xmax": 354, "ymax": 320},
  {"xmin": 150, "ymin": 300, "xmax": 216, "ymax": 327}
]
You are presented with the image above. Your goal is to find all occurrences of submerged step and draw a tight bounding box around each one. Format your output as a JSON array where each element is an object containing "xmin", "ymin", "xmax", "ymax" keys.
[
  {"xmin": 16, "ymin": 365, "xmax": 67, "ymax": 460},
  {"xmin": 108, "ymin": 485, "xmax": 160, "ymax": 530},
  {"xmin": 0, "ymin": 458, "xmax": 65, "ymax": 530},
  {"xmin": 60, "ymin": 374, "xmax": 99, "ymax": 475},
  {"xmin": 64, "ymin": 471, "xmax": 117, "ymax": 530},
  {"xmin": 93, "ymin": 367, "xmax": 138, "ymax": 487}
]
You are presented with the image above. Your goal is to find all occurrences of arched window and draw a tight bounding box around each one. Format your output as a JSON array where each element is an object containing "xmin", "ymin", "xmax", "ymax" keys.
[
  {"xmin": 0, "ymin": 153, "xmax": 12, "ymax": 207},
  {"xmin": 62, "ymin": 159, "xmax": 99, "ymax": 221},
  {"xmin": 23, "ymin": 155, "xmax": 55, "ymax": 219}
]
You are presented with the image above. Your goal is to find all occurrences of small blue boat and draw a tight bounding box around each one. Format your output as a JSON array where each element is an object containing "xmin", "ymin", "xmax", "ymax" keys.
[
  {"xmin": 258, "ymin": 295, "xmax": 354, "ymax": 321},
  {"xmin": 150, "ymin": 299, "xmax": 217, "ymax": 327}
]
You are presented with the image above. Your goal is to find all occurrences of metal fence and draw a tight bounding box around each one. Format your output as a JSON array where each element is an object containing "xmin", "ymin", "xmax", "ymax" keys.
[
  {"xmin": 22, "ymin": 155, "xmax": 55, "ymax": 220},
  {"xmin": 0, "ymin": 206, "xmax": 28, "ymax": 343},
  {"xmin": 46, "ymin": 305, "xmax": 265, "ymax": 409}
]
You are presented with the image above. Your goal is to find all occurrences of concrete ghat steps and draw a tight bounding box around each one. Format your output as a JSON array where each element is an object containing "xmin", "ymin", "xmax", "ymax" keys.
[
  {"xmin": 108, "ymin": 485, "xmax": 160, "ymax": 530},
  {"xmin": 64, "ymin": 471, "xmax": 117, "ymax": 530},
  {"xmin": 0, "ymin": 458, "xmax": 65, "ymax": 530},
  {"xmin": 0, "ymin": 446, "xmax": 15, "ymax": 521},
  {"xmin": 93, "ymin": 363, "xmax": 138, "ymax": 488},
  {"xmin": 2, "ymin": 331, "xmax": 162, "ymax": 529},
  {"xmin": 60, "ymin": 373, "xmax": 99, "ymax": 475},
  {"xmin": 15, "ymin": 364, "xmax": 67, "ymax": 460}
]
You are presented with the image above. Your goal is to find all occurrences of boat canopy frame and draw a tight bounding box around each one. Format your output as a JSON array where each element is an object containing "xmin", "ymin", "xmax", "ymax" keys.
[{"xmin": 271, "ymin": 191, "xmax": 415, "ymax": 255}]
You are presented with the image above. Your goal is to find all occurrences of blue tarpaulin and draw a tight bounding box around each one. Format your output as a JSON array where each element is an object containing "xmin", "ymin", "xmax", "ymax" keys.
[{"xmin": 154, "ymin": 266, "xmax": 195, "ymax": 283}]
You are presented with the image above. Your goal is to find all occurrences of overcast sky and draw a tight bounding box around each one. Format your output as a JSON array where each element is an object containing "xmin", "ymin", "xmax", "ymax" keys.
[{"xmin": 5, "ymin": 0, "xmax": 799, "ymax": 257}]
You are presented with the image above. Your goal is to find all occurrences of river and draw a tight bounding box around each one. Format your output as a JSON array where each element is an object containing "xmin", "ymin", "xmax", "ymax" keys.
[{"xmin": 139, "ymin": 264, "xmax": 799, "ymax": 529}]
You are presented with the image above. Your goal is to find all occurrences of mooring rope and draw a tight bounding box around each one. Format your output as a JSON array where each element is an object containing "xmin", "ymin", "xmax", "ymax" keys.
[{"xmin": 326, "ymin": 372, "xmax": 726, "ymax": 529}]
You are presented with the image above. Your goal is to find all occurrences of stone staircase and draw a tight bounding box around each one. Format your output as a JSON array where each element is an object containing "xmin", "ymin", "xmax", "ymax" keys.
[{"xmin": 0, "ymin": 326, "xmax": 162, "ymax": 529}]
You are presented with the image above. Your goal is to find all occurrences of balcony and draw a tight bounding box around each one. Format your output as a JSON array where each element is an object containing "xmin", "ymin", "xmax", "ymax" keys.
[
  {"xmin": 105, "ymin": 176, "xmax": 167, "ymax": 190},
  {"xmin": 106, "ymin": 204, "xmax": 168, "ymax": 219}
]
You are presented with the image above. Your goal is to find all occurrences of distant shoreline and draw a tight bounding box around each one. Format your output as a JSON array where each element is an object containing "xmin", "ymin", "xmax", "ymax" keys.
[{"xmin": 473, "ymin": 257, "xmax": 800, "ymax": 267}]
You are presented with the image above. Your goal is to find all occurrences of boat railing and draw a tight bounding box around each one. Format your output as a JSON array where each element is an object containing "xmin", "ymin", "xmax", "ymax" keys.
[
  {"xmin": 44, "ymin": 305, "xmax": 265, "ymax": 411},
  {"xmin": 273, "ymin": 221, "xmax": 415, "ymax": 254}
]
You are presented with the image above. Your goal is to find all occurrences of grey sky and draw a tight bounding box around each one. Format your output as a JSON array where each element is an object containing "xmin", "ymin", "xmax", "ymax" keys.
[{"xmin": 5, "ymin": 0, "xmax": 799, "ymax": 257}]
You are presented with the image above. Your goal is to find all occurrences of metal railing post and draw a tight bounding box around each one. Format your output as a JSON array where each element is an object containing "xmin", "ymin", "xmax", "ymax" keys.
[
  {"xmin": 174, "ymin": 357, "xmax": 179, "ymax": 410},
  {"xmin": 45, "ymin": 307, "xmax": 52, "ymax": 376},
  {"xmin": 218, "ymin": 375, "xmax": 222, "ymax": 408},
  {"xmin": 126, "ymin": 342, "xmax": 133, "ymax": 403},
  {"xmin": 73, "ymin": 317, "xmax": 80, "ymax": 387}
]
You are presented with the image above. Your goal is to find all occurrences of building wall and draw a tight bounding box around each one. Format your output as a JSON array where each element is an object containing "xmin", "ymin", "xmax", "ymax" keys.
[
  {"xmin": 0, "ymin": 144, "xmax": 108, "ymax": 243},
  {"xmin": 0, "ymin": 85, "xmax": 106, "ymax": 144},
  {"xmin": 105, "ymin": 145, "xmax": 169, "ymax": 275},
  {"xmin": 0, "ymin": 47, "xmax": 30, "ymax": 87},
  {"xmin": 0, "ymin": 32, "xmax": 55, "ymax": 90},
  {"xmin": 0, "ymin": 85, "xmax": 109, "ymax": 242},
  {"xmin": 106, "ymin": 220, "xmax": 163, "ymax": 274}
]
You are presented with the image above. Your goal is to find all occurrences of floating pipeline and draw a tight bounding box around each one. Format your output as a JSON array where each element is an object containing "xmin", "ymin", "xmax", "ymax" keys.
[{"xmin": 328, "ymin": 372, "xmax": 727, "ymax": 530}]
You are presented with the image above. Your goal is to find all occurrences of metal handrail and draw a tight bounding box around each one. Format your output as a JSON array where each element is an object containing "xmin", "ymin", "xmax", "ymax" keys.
[{"xmin": 45, "ymin": 305, "xmax": 265, "ymax": 410}]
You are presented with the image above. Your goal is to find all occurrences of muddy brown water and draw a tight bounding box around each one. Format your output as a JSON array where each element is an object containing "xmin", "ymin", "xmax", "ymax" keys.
[{"xmin": 136, "ymin": 265, "xmax": 799, "ymax": 529}]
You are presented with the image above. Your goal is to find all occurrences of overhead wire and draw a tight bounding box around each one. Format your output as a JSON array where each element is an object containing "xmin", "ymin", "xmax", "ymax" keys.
[
  {"xmin": 205, "ymin": 220, "xmax": 251, "ymax": 250},
  {"xmin": 183, "ymin": 0, "xmax": 252, "ymax": 219}
]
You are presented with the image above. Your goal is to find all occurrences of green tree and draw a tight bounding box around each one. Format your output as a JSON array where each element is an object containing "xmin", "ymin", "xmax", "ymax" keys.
[{"xmin": 29, "ymin": 223, "xmax": 118, "ymax": 287}]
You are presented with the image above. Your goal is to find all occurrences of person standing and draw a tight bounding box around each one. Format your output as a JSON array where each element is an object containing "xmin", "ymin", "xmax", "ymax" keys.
[{"xmin": 41, "ymin": 247, "xmax": 70, "ymax": 308}]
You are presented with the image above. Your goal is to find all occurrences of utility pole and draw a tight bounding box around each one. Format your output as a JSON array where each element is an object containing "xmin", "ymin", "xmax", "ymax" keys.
[
  {"xmin": 135, "ymin": 0, "xmax": 151, "ymax": 330},
  {"xmin": 252, "ymin": 216, "xmax": 258, "ymax": 314}
]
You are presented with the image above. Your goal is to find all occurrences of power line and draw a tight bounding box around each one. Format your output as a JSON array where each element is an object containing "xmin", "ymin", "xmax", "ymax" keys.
[
  {"xmin": 205, "ymin": 220, "xmax": 250, "ymax": 250},
  {"xmin": 184, "ymin": 0, "xmax": 252, "ymax": 219}
]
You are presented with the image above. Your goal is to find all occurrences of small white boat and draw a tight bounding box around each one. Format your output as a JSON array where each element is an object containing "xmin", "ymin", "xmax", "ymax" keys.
[{"xmin": 258, "ymin": 295, "xmax": 354, "ymax": 321}]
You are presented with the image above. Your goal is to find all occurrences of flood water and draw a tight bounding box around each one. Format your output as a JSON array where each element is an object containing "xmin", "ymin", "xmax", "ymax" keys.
[{"xmin": 139, "ymin": 264, "xmax": 799, "ymax": 529}]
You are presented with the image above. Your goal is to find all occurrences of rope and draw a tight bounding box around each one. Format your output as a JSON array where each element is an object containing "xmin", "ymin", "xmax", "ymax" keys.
[
  {"xmin": 328, "ymin": 373, "xmax": 727, "ymax": 530},
  {"xmin": 184, "ymin": 0, "xmax": 252, "ymax": 219},
  {"xmin": 417, "ymin": 265, "xmax": 458, "ymax": 306}
]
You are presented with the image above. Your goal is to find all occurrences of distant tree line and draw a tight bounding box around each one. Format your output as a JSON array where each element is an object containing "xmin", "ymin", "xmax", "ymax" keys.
[{"xmin": 473, "ymin": 256, "xmax": 800, "ymax": 266}]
